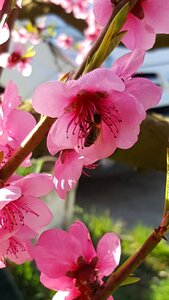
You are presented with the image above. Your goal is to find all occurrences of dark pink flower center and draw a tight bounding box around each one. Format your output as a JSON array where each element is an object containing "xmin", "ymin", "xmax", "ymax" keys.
[
  {"xmin": 0, "ymin": 144, "xmax": 14, "ymax": 167},
  {"xmin": 8, "ymin": 52, "xmax": 26, "ymax": 66},
  {"xmin": 111, "ymin": 0, "xmax": 145, "ymax": 20},
  {"xmin": 0, "ymin": 200, "xmax": 39, "ymax": 232},
  {"xmin": 64, "ymin": 89, "xmax": 122, "ymax": 148},
  {"xmin": 66, "ymin": 256, "xmax": 101, "ymax": 300},
  {"xmin": 131, "ymin": 0, "xmax": 145, "ymax": 20}
]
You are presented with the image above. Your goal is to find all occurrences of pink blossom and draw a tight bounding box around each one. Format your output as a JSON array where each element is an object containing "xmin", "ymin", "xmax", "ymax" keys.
[
  {"xmin": 12, "ymin": 25, "xmax": 41, "ymax": 45},
  {"xmin": 0, "ymin": 81, "xmax": 36, "ymax": 166},
  {"xmin": 32, "ymin": 67, "xmax": 161, "ymax": 162},
  {"xmin": 50, "ymin": 0, "xmax": 89, "ymax": 19},
  {"xmin": 0, "ymin": 173, "xmax": 53, "ymax": 267},
  {"xmin": 56, "ymin": 34, "xmax": 73, "ymax": 49},
  {"xmin": 84, "ymin": 10, "xmax": 101, "ymax": 42},
  {"xmin": 0, "ymin": 43, "xmax": 34, "ymax": 76},
  {"xmin": 32, "ymin": 220, "xmax": 120, "ymax": 299},
  {"xmin": 93, "ymin": 0, "xmax": 169, "ymax": 49}
]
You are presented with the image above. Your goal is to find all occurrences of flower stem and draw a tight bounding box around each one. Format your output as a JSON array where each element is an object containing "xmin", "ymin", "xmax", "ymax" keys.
[{"xmin": 94, "ymin": 220, "xmax": 168, "ymax": 300}]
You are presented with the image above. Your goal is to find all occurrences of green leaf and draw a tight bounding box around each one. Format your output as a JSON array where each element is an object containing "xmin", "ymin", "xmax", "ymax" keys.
[
  {"xmin": 83, "ymin": 2, "xmax": 130, "ymax": 73},
  {"xmin": 16, "ymin": 158, "xmax": 44, "ymax": 176},
  {"xmin": 164, "ymin": 148, "xmax": 169, "ymax": 214},
  {"xmin": 120, "ymin": 275, "xmax": 140, "ymax": 287}
]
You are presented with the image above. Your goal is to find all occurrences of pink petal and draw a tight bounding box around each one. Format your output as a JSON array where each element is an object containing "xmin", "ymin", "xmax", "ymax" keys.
[
  {"xmin": 112, "ymin": 49, "xmax": 145, "ymax": 79},
  {"xmin": 47, "ymin": 114, "xmax": 79, "ymax": 155},
  {"xmin": 2, "ymin": 81, "xmax": 21, "ymax": 114},
  {"xmin": 32, "ymin": 81, "xmax": 79, "ymax": 118},
  {"xmin": 53, "ymin": 150, "xmax": 85, "ymax": 199},
  {"xmin": 40, "ymin": 273, "xmax": 74, "ymax": 291},
  {"xmin": 97, "ymin": 233, "xmax": 121, "ymax": 277},
  {"xmin": 77, "ymin": 68, "xmax": 125, "ymax": 92},
  {"xmin": 13, "ymin": 173, "xmax": 53, "ymax": 197},
  {"xmin": 69, "ymin": 221, "xmax": 96, "ymax": 261},
  {"xmin": 16, "ymin": 196, "xmax": 53, "ymax": 231},
  {"xmin": 19, "ymin": 62, "xmax": 32, "ymax": 77},
  {"xmin": 93, "ymin": 0, "xmax": 113, "ymax": 26},
  {"xmin": 125, "ymin": 78, "xmax": 162, "ymax": 110},
  {"xmin": 6, "ymin": 237, "xmax": 32, "ymax": 264},
  {"xmin": 112, "ymin": 92, "xmax": 145, "ymax": 149},
  {"xmin": 7, "ymin": 110, "xmax": 36, "ymax": 144},
  {"xmin": 122, "ymin": 14, "xmax": 156, "ymax": 50},
  {"xmin": 0, "ymin": 0, "xmax": 5, "ymax": 10},
  {"xmin": 143, "ymin": 0, "xmax": 169, "ymax": 34},
  {"xmin": 32, "ymin": 228, "xmax": 82, "ymax": 278},
  {"xmin": 0, "ymin": 238, "xmax": 9, "ymax": 258},
  {"xmin": 0, "ymin": 186, "xmax": 21, "ymax": 209}
]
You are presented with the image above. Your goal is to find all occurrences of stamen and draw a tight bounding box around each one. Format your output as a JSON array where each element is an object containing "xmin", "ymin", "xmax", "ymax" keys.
[
  {"xmin": 65, "ymin": 89, "xmax": 122, "ymax": 148},
  {"xmin": 6, "ymin": 237, "xmax": 26, "ymax": 258},
  {"xmin": 0, "ymin": 200, "xmax": 39, "ymax": 232}
]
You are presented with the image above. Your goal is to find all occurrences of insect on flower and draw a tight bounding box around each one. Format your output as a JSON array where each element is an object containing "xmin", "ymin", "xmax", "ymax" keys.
[{"xmin": 84, "ymin": 112, "xmax": 102, "ymax": 147}]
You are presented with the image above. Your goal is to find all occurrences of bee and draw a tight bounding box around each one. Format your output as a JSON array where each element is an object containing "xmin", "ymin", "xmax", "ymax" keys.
[{"xmin": 84, "ymin": 113, "xmax": 102, "ymax": 147}]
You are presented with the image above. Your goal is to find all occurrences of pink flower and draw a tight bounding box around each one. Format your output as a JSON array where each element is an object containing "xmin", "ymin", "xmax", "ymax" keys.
[
  {"xmin": 53, "ymin": 149, "xmax": 96, "ymax": 199},
  {"xmin": 32, "ymin": 67, "xmax": 161, "ymax": 162},
  {"xmin": 0, "ymin": 81, "xmax": 36, "ymax": 166},
  {"xmin": 0, "ymin": 43, "xmax": 34, "ymax": 76},
  {"xmin": 93, "ymin": 0, "xmax": 169, "ymax": 49},
  {"xmin": 32, "ymin": 220, "xmax": 120, "ymax": 299},
  {"xmin": 50, "ymin": 0, "xmax": 89, "ymax": 19},
  {"xmin": 56, "ymin": 34, "xmax": 73, "ymax": 49},
  {"xmin": 0, "ymin": 173, "xmax": 54, "ymax": 266}
]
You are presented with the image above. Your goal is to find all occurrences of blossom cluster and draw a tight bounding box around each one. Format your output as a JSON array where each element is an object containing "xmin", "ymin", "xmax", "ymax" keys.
[
  {"xmin": 32, "ymin": 49, "xmax": 162, "ymax": 199},
  {"xmin": 0, "ymin": 1, "xmax": 169, "ymax": 300},
  {"xmin": 0, "ymin": 81, "xmax": 53, "ymax": 267}
]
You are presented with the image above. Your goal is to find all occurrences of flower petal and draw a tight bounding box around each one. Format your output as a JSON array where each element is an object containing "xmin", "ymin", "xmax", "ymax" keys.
[
  {"xmin": 125, "ymin": 78, "xmax": 162, "ymax": 110},
  {"xmin": 77, "ymin": 68, "xmax": 125, "ymax": 92},
  {"xmin": 69, "ymin": 221, "xmax": 96, "ymax": 261},
  {"xmin": 32, "ymin": 228, "xmax": 82, "ymax": 278},
  {"xmin": 7, "ymin": 110, "xmax": 36, "ymax": 144},
  {"xmin": 40, "ymin": 273, "xmax": 74, "ymax": 291},
  {"xmin": 12, "ymin": 173, "xmax": 53, "ymax": 197},
  {"xmin": 143, "ymin": 0, "xmax": 169, "ymax": 34},
  {"xmin": 32, "ymin": 81, "xmax": 79, "ymax": 118},
  {"xmin": 0, "ymin": 186, "xmax": 21, "ymax": 209},
  {"xmin": 97, "ymin": 233, "xmax": 121, "ymax": 277},
  {"xmin": 53, "ymin": 150, "xmax": 85, "ymax": 199},
  {"xmin": 122, "ymin": 14, "xmax": 156, "ymax": 50},
  {"xmin": 112, "ymin": 49, "xmax": 145, "ymax": 79},
  {"xmin": 16, "ymin": 195, "xmax": 53, "ymax": 231}
]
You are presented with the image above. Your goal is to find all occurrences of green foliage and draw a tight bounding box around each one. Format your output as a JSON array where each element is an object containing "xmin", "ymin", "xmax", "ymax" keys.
[
  {"xmin": 7, "ymin": 262, "xmax": 55, "ymax": 300},
  {"xmin": 16, "ymin": 158, "xmax": 45, "ymax": 176},
  {"xmin": 150, "ymin": 278, "xmax": 169, "ymax": 300}
]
